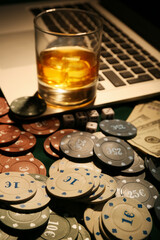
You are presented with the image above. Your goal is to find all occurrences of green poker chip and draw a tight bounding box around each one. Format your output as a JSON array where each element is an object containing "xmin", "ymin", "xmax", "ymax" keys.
[
  {"xmin": 0, "ymin": 207, "xmax": 50, "ymax": 230},
  {"xmin": 10, "ymin": 95, "xmax": 46, "ymax": 117},
  {"xmin": 39, "ymin": 211, "xmax": 79, "ymax": 240}
]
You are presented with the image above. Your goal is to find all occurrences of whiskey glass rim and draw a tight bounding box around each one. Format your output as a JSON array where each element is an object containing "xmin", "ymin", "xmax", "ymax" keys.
[{"xmin": 34, "ymin": 8, "xmax": 103, "ymax": 37}]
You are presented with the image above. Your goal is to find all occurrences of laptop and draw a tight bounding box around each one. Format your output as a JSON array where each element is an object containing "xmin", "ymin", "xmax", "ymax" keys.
[{"xmin": 0, "ymin": 0, "xmax": 160, "ymax": 117}]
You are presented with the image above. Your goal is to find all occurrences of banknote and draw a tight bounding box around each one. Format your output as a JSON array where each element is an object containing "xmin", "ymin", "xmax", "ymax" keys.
[{"xmin": 127, "ymin": 101, "xmax": 160, "ymax": 158}]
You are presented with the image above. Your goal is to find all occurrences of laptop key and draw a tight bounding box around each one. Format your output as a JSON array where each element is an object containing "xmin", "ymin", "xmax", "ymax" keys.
[
  {"xmin": 131, "ymin": 67, "xmax": 145, "ymax": 74},
  {"xmin": 120, "ymin": 71, "xmax": 134, "ymax": 79},
  {"xmin": 127, "ymin": 74, "xmax": 153, "ymax": 84},
  {"xmin": 148, "ymin": 68, "xmax": 160, "ymax": 78},
  {"xmin": 103, "ymin": 70, "xmax": 126, "ymax": 87}
]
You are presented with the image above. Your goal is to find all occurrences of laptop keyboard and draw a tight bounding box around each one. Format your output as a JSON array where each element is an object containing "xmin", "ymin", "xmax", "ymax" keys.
[{"xmin": 30, "ymin": 2, "xmax": 160, "ymax": 92}]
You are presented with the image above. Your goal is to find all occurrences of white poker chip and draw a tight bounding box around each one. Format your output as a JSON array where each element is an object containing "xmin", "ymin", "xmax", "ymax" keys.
[{"xmin": 0, "ymin": 172, "xmax": 37, "ymax": 203}]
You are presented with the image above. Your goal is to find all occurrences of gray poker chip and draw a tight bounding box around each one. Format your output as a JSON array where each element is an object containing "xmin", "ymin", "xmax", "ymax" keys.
[
  {"xmin": 99, "ymin": 119, "xmax": 137, "ymax": 139},
  {"xmin": 60, "ymin": 131, "xmax": 98, "ymax": 159},
  {"xmin": 116, "ymin": 178, "xmax": 159, "ymax": 209},
  {"xmin": 39, "ymin": 211, "xmax": 79, "ymax": 240},
  {"xmin": 120, "ymin": 151, "xmax": 145, "ymax": 175},
  {"xmin": 0, "ymin": 207, "xmax": 50, "ymax": 230},
  {"xmin": 93, "ymin": 136, "xmax": 134, "ymax": 168},
  {"xmin": 10, "ymin": 95, "xmax": 46, "ymax": 117}
]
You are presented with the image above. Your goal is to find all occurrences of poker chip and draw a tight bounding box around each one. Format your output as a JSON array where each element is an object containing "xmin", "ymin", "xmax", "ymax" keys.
[
  {"xmin": 50, "ymin": 129, "xmax": 77, "ymax": 153},
  {"xmin": 11, "ymin": 180, "xmax": 50, "ymax": 211},
  {"xmin": 30, "ymin": 174, "xmax": 48, "ymax": 183},
  {"xmin": 46, "ymin": 168, "xmax": 94, "ymax": 199},
  {"xmin": 121, "ymin": 151, "xmax": 145, "ymax": 175},
  {"xmin": 0, "ymin": 153, "xmax": 34, "ymax": 167},
  {"xmin": 43, "ymin": 136, "xmax": 59, "ymax": 158},
  {"xmin": 10, "ymin": 95, "xmax": 47, "ymax": 117},
  {"xmin": 93, "ymin": 217, "xmax": 103, "ymax": 240},
  {"xmin": 116, "ymin": 178, "xmax": 159, "ymax": 209},
  {"xmin": 60, "ymin": 131, "xmax": 98, "ymax": 159},
  {"xmin": 49, "ymin": 160, "xmax": 62, "ymax": 176},
  {"xmin": 99, "ymin": 119, "xmax": 137, "ymax": 139},
  {"xmin": 148, "ymin": 157, "xmax": 160, "ymax": 182},
  {"xmin": 93, "ymin": 136, "xmax": 134, "ymax": 168},
  {"xmin": 0, "ymin": 97, "xmax": 9, "ymax": 116},
  {"xmin": 84, "ymin": 205, "xmax": 103, "ymax": 234},
  {"xmin": 154, "ymin": 194, "xmax": 160, "ymax": 222},
  {"xmin": 0, "ymin": 125, "xmax": 20, "ymax": 146},
  {"xmin": 39, "ymin": 211, "xmax": 79, "ymax": 240},
  {"xmin": 0, "ymin": 131, "xmax": 36, "ymax": 155},
  {"xmin": 77, "ymin": 223, "xmax": 91, "ymax": 240},
  {"xmin": 2, "ymin": 156, "xmax": 47, "ymax": 176},
  {"xmin": 0, "ymin": 172, "xmax": 37, "ymax": 203},
  {"xmin": 22, "ymin": 117, "xmax": 60, "ymax": 136},
  {"xmin": 101, "ymin": 197, "xmax": 152, "ymax": 240},
  {"xmin": 89, "ymin": 173, "xmax": 117, "ymax": 204},
  {"xmin": 0, "ymin": 114, "xmax": 15, "ymax": 124},
  {"xmin": 0, "ymin": 206, "xmax": 50, "ymax": 230}
]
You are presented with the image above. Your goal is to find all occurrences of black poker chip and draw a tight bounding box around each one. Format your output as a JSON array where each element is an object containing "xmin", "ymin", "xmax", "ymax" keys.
[
  {"xmin": 99, "ymin": 119, "xmax": 137, "ymax": 140},
  {"xmin": 148, "ymin": 157, "xmax": 160, "ymax": 182},
  {"xmin": 154, "ymin": 194, "xmax": 160, "ymax": 222},
  {"xmin": 60, "ymin": 131, "xmax": 98, "ymax": 160},
  {"xmin": 10, "ymin": 95, "xmax": 46, "ymax": 117},
  {"xmin": 93, "ymin": 136, "xmax": 134, "ymax": 169}
]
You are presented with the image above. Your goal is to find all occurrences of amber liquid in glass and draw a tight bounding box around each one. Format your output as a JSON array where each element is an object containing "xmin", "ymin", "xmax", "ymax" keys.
[{"xmin": 37, "ymin": 46, "xmax": 98, "ymax": 106}]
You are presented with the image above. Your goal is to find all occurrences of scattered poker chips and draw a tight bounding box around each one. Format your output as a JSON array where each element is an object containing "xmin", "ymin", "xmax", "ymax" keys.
[
  {"xmin": 0, "ymin": 172, "xmax": 37, "ymax": 203},
  {"xmin": 99, "ymin": 119, "xmax": 137, "ymax": 139},
  {"xmin": 94, "ymin": 136, "xmax": 134, "ymax": 169},
  {"xmin": 0, "ymin": 95, "xmax": 159, "ymax": 239},
  {"xmin": 116, "ymin": 178, "xmax": 159, "ymax": 209},
  {"xmin": 0, "ymin": 125, "xmax": 20, "ymax": 146},
  {"xmin": 60, "ymin": 131, "xmax": 98, "ymax": 159},
  {"xmin": 22, "ymin": 117, "xmax": 60, "ymax": 136},
  {"xmin": 101, "ymin": 197, "xmax": 152, "ymax": 240},
  {"xmin": 10, "ymin": 95, "xmax": 47, "ymax": 117}
]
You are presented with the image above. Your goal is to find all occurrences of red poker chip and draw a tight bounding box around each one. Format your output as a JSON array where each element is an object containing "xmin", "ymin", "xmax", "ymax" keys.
[
  {"xmin": 0, "ymin": 97, "xmax": 9, "ymax": 116},
  {"xmin": 0, "ymin": 131, "xmax": 36, "ymax": 155},
  {"xmin": 22, "ymin": 117, "xmax": 60, "ymax": 136},
  {"xmin": 0, "ymin": 124, "xmax": 21, "ymax": 146},
  {"xmin": 50, "ymin": 129, "xmax": 77, "ymax": 153},
  {"xmin": 0, "ymin": 152, "xmax": 34, "ymax": 166},
  {"xmin": 44, "ymin": 136, "xmax": 59, "ymax": 158},
  {"xmin": 1, "ymin": 156, "xmax": 46, "ymax": 175},
  {"xmin": 0, "ymin": 114, "xmax": 15, "ymax": 124}
]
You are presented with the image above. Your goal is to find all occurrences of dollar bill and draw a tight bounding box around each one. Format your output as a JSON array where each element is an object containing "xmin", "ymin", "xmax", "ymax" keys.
[{"xmin": 127, "ymin": 101, "xmax": 160, "ymax": 158}]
